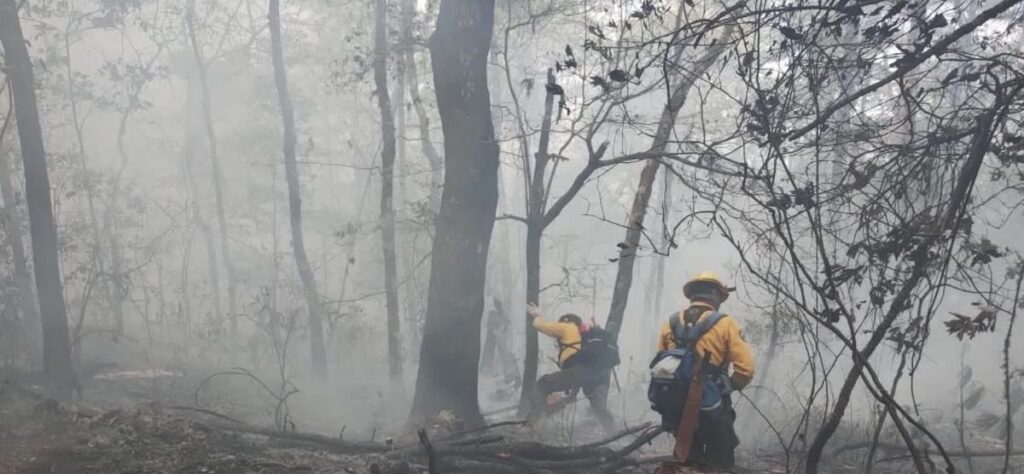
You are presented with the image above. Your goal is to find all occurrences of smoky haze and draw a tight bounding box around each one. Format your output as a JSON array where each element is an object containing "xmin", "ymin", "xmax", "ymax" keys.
[{"xmin": 1, "ymin": 0, "xmax": 1023, "ymax": 473}]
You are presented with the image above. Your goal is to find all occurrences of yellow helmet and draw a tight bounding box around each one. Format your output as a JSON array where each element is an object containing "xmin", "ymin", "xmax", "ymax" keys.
[{"xmin": 683, "ymin": 271, "xmax": 730, "ymax": 302}]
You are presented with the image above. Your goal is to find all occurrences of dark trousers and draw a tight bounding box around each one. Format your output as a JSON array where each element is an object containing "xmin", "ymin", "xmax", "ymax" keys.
[
  {"xmin": 689, "ymin": 395, "xmax": 739, "ymax": 469},
  {"xmin": 531, "ymin": 365, "xmax": 617, "ymax": 433}
]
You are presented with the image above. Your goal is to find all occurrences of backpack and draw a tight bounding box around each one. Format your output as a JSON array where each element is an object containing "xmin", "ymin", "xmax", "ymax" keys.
[
  {"xmin": 647, "ymin": 310, "xmax": 729, "ymax": 432},
  {"xmin": 565, "ymin": 325, "xmax": 620, "ymax": 371}
]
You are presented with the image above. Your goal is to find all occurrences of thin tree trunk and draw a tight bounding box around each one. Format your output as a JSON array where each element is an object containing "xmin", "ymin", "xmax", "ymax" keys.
[
  {"xmin": 645, "ymin": 169, "xmax": 671, "ymax": 322},
  {"xmin": 184, "ymin": 68, "xmax": 223, "ymax": 330},
  {"xmin": 62, "ymin": 25, "xmax": 118, "ymax": 338},
  {"xmin": 517, "ymin": 69, "xmax": 557, "ymax": 415},
  {"xmin": 410, "ymin": 0, "xmax": 499, "ymax": 428},
  {"xmin": 605, "ymin": 29, "xmax": 733, "ymax": 338},
  {"xmin": 0, "ymin": 111, "xmax": 41, "ymax": 367},
  {"xmin": 404, "ymin": 29, "xmax": 443, "ymax": 213},
  {"xmin": 374, "ymin": 0, "xmax": 402, "ymax": 380},
  {"xmin": 269, "ymin": 0, "xmax": 327, "ymax": 377},
  {"xmin": 186, "ymin": 1, "xmax": 238, "ymax": 335},
  {"xmin": 0, "ymin": 0, "xmax": 76, "ymax": 399}
]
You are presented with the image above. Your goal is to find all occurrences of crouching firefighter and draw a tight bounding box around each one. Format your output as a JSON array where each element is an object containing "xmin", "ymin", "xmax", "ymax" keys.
[
  {"xmin": 527, "ymin": 304, "xmax": 619, "ymax": 433},
  {"xmin": 648, "ymin": 272, "xmax": 755, "ymax": 469}
]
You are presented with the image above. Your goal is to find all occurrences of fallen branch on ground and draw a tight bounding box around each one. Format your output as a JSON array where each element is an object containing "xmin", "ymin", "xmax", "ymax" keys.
[
  {"xmin": 389, "ymin": 424, "xmax": 664, "ymax": 473},
  {"xmin": 876, "ymin": 449, "xmax": 1024, "ymax": 464},
  {"xmin": 166, "ymin": 405, "xmax": 244, "ymax": 425}
]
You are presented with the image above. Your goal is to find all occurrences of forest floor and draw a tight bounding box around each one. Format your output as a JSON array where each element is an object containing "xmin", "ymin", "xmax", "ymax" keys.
[{"xmin": 0, "ymin": 367, "xmax": 844, "ymax": 474}]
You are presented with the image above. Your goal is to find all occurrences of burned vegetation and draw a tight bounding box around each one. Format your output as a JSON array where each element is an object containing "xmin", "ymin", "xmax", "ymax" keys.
[{"xmin": 1, "ymin": 0, "xmax": 1024, "ymax": 473}]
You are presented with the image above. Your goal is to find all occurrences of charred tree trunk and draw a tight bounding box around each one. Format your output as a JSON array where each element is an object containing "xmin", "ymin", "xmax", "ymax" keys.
[
  {"xmin": 605, "ymin": 29, "xmax": 732, "ymax": 338},
  {"xmin": 0, "ymin": 0, "xmax": 75, "ymax": 399},
  {"xmin": 0, "ymin": 124, "xmax": 41, "ymax": 366},
  {"xmin": 269, "ymin": 0, "xmax": 327, "ymax": 377},
  {"xmin": 374, "ymin": 0, "xmax": 402, "ymax": 379},
  {"xmin": 410, "ymin": 0, "xmax": 499, "ymax": 428},
  {"xmin": 186, "ymin": 1, "xmax": 238, "ymax": 335}
]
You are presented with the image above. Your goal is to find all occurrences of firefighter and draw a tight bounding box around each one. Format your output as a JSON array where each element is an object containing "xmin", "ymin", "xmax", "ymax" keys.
[
  {"xmin": 527, "ymin": 304, "xmax": 618, "ymax": 433},
  {"xmin": 655, "ymin": 272, "xmax": 755, "ymax": 469}
]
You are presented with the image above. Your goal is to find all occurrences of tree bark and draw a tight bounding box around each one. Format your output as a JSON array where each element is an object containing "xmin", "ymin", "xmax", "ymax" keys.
[
  {"xmin": 374, "ymin": 0, "xmax": 402, "ymax": 379},
  {"xmin": 0, "ymin": 0, "xmax": 76, "ymax": 399},
  {"xmin": 0, "ymin": 114, "xmax": 41, "ymax": 367},
  {"xmin": 410, "ymin": 0, "xmax": 499, "ymax": 428},
  {"xmin": 605, "ymin": 28, "xmax": 732, "ymax": 339},
  {"xmin": 186, "ymin": 1, "xmax": 239, "ymax": 335},
  {"xmin": 269, "ymin": 0, "xmax": 327, "ymax": 377}
]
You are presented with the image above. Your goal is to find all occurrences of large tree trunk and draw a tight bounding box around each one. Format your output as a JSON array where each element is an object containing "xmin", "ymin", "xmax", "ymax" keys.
[
  {"xmin": 374, "ymin": 0, "xmax": 402, "ymax": 380},
  {"xmin": 0, "ymin": 0, "xmax": 76, "ymax": 399},
  {"xmin": 605, "ymin": 29, "xmax": 732, "ymax": 338},
  {"xmin": 410, "ymin": 0, "xmax": 499, "ymax": 428},
  {"xmin": 186, "ymin": 1, "xmax": 239, "ymax": 335},
  {"xmin": 269, "ymin": 0, "xmax": 327, "ymax": 377},
  {"xmin": 0, "ymin": 132, "xmax": 41, "ymax": 367}
]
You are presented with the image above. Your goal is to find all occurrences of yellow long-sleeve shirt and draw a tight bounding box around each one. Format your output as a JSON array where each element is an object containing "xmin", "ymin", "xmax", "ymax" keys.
[
  {"xmin": 656, "ymin": 303, "xmax": 756, "ymax": 389},
  {"xmin": 533, "ymin": 317, "xmax": 581, "ymax": 367}
]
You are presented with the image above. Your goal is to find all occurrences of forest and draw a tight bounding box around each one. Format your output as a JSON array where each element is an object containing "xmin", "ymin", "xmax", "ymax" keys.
[{"xmin": 1, "ymin": 0, "xmax": 1023, "ymax": 472}]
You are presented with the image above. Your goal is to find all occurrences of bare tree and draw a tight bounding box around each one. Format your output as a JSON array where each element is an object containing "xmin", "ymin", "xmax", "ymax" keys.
[
  {"xmin": 186, "ymin": 0, "xmax": 239, "ymax": 334},
  {"xmin": 605, "ymin": 27, "xmax": 732, "ymax": 337},
  {"xmin": 410, "ymin": 0, "xmax": 499, "ymax": 428},
  {"xmin": 0, "ymin": 0, "xmax": 76, "ymax": 399},
  {"xmin": 374, "ymin": 0, "xmax": 402, "ymax": 379},
  {"xmin": 269, "ymin": 0, "xmax": 327, "ymax": 377}
]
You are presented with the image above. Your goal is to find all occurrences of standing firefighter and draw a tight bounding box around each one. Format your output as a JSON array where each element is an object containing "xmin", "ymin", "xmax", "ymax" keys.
[
  {"xmin": 527, "ymin": 304, "xmax": 619, "ymax": 433},
  {"xmin": 648, "ymin": 272, "xmax": 755, "ymax": 469}
]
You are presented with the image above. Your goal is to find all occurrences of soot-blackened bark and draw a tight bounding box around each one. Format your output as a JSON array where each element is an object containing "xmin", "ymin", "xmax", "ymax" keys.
[
  {"xmin": 0, "ymin": 0, "xmax": 76, "ymax": 399},
  {"xmin": 269, "ymin": 0, "xmax": 327, "ymax": 377},
  {"xmin": 410, "ymin": 0, "xmax": 499, "ymax": 428}
]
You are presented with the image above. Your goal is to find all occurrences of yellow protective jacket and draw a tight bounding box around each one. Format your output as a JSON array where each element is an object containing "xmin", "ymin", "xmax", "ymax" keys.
[
  {"xmin": 656, "ymin": 303, "xmax": 756, "ymax": 389},
  {"xmin": 533, "ymin": 317, "xmax": 581, "ymax": 367}
]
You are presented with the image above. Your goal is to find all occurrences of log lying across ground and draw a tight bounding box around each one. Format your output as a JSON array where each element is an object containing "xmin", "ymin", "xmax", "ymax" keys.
[
  {"xmin": 183, "ymin": 405, "xmax": 664, "ymax": 471},
  {"xmin": 389, "ymin": 422, "xmax": 665, "ymax": 473}
]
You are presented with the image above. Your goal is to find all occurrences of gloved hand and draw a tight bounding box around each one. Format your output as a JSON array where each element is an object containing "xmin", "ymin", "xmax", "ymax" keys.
[{"xmin": 730, "ymin": 372, "xmax": 751, "ymax": 391}]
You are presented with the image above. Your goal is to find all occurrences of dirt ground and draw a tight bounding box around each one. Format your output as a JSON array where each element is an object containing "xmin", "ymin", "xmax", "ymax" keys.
[{"xmin": 0, "ymin": 370, "xmax": 807, "ymax": 474}]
